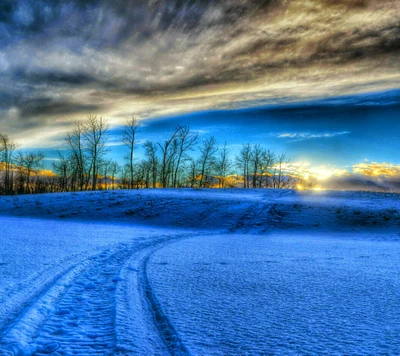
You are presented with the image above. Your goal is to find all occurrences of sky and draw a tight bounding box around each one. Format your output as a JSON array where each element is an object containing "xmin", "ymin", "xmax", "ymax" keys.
[{"xmin": 0, "ymin": 0, "xmax": 400, "ymax": 190}]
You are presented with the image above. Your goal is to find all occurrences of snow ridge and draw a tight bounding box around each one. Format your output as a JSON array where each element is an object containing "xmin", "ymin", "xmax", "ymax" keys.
[{"xmin": 0, "ymin": 189, "xmax": 398, "ymax": 232}]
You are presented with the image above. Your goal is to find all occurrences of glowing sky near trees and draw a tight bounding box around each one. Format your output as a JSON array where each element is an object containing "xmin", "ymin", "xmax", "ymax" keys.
[{"xmin": 0, "ymin": 0, "xmax": 399, "ymax": 190}]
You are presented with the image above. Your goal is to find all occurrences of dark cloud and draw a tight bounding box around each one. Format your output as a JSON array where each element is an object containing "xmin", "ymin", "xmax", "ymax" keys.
[
  {"xmin": 308, "ymin": 24, "xmax": 400, "ymax": 63},
  {"xmin": 19, "ymin": 71, "xmax": 100, "ymax": 86},
  {"xmin": 18, "ymin": 99, "xmax": 103, "ymax": 119},
  {"xmin": 0, "ymin": 0, "xmax": 282, "ymax": 47},
  {"xmin": 0, "ymin": 1, "xmax": 14, "ymax": 23},
  {"xmin": 0, "ymin": 91, "xmax": 15, "ymax": 110},
  {"xmin": 321, "ymin": 0, "xmax": 370, "ymax": 9},
  {"xmin": 0, "ymin": 0, "xmax": 287, "ymax": 105}
]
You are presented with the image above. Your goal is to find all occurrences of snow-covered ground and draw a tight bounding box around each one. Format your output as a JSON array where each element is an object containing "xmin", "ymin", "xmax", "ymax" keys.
[
  {"xmin": 148, "ymin": 233, "xmax": 400, "ymax": 355},
  {"xmin": 0, "ymin": 189, "xmax": 399, "ymax": 355}
]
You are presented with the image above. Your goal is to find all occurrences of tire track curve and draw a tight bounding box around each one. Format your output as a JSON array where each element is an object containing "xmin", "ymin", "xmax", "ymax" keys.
[
  {"xmin": 142, "ymin": 253, "xmax": 190, "ymax": 356},
  {"xmin": 0, "ymin": 234, "xmax": 193, "ymax": 355},
  {"xmin": 115, "ymin": 236, "xmax": 194, "ymax": 356},
  {"xmin": 229, "ymin": 200, "xmax": 286, "ymax": 234}
]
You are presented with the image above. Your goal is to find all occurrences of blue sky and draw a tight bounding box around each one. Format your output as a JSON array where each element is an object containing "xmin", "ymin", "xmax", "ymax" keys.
[
  {"xmin": 101, "ymin": 89, "xmax": 400, "ymax": 168},
  {"xmin": 32, "ymin": 89, "xmax": 400, "ymax": 175}
]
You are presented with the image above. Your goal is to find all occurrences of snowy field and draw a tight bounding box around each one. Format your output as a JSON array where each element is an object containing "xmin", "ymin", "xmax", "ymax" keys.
[{"xmin": 0, "ymin": 189, "xmax": 399, "ymax": 355}]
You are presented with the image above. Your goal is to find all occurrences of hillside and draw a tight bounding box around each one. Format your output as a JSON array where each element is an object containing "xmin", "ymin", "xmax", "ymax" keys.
[{"xmin": 0, "ymin": 189, "xmax": 398, "ymax": 233}]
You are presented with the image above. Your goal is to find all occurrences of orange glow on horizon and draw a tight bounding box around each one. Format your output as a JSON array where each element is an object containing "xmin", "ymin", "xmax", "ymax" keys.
[{"xmin": 353, "ymin": 162, "xmax": 400, "ymax": 177}]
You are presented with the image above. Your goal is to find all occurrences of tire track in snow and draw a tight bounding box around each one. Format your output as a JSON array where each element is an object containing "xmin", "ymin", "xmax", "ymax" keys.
[
  {"xmin": 0, "ymin": 244, "xmax": 133, "ymax": 355},
  {"xmin": 0, "ymin": 242, "xmax": 123, "ymax": 337},
  {"xmin": 229, "ymin": 200, "xmax": 285, "ymax": 233},
  {"xmin": 0, "ymin": 235, "xmax": 192, "ymax": 355},
  {"xmin": 142, "ymin": 253, "xmax": 190, "ymax": 356},
  {"xmin": 32, "ymin": 245, "xmax": 134, "ymax": 355},
  {"xmin": 115, "ymin": 236, "xmax": 194, "ymax": 355},
  {"xmin": 0, "ymin": 243, "xmax": 129, "ymax": 354}
]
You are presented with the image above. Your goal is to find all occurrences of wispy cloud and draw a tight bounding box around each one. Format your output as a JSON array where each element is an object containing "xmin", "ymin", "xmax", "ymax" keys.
[{"xmin": 277, "ymin": 131, "xmax": 351, "ymax": 141}]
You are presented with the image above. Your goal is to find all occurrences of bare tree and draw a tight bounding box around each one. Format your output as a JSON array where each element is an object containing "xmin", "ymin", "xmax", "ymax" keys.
[
  {"xmin": 172, "ymin": 125, "xmax": 198, "ymax": 187},
  {"xmin": 15, "ymin": 151, "xmax": 45, "ymax": 194},
  {"xmin": 109, "ymin": 160, "xmax": 120, "ymax": 190},
  {"xmin": 52, "ymin": 150, "xmax": 74, "ymax": 192},
  {"xmin": 83, "ymin": 116, "xmax": 110, "ymax": 190},
  {"xmin": 272, "ymin": 152, "xmax": 297, "ymax": 189},
  {"xmin": 66, "ymin": 122, "xmax": 87, "ymax": 191},
  {"xmin": 215, "ymin": 142, "xmax": 233, "ymax": 188},
  {"xmin": 100, "ymin": 159, "xmax": 113, "ymax": 190},
  {"xmin": 122, "ymin": 117, "xmax": 141, "ymax": 189},
  {"xmin": 236, "ymin": 143, "xmax": 252, "ymax": 188},
  {"xmin": 0, "ymin": 133, "xmax": 18, "ymax": 194},
  {"xmin": 259, "ymin": 149, "xmax": 275, "ymax": 188},
  {"xmin": 144, "ymin": 140, "xmax": 159, "ymax": 188},
  {"xmin": 142, "ymin": 159, "xmax": 153, "ymax": 188},
  {"xmin": 198, "ymin": 136, "xmax": 218, "ymax": 187},
  {"xmin": 120, "ymin": 164, "xmax": 130, "ymax": 189},
  {"xmin": 157, "ymin": 128, "xmax": 180, "ymax": 188},
  {"xmin": 250, "ymin": 144, "xmax": 263, "ymax": 188},
  {"xmin": 187, "ymin": 158, "xmax": 197, "ymax": 188},
  {"xmin": 1, "ymin": 117, "xmax": 302, "ymax": 194}
]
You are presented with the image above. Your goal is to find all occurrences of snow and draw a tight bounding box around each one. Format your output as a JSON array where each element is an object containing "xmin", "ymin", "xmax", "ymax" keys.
[
  {"xmin": 148, "ymin": 233, "xmax": 400, "ymax": 355},
  {"xmin": 0, "ymin": 189, "xmax": 399, "ymax": 354}
]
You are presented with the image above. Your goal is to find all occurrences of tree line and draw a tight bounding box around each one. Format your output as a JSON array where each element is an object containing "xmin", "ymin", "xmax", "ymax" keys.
[{"xmin": 0, "ymin": 116, "xmax": 301, "ymax": 195}]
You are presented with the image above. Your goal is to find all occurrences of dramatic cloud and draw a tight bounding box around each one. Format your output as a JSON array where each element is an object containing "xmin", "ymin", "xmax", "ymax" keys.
[{"xmin": 1, "ymin": 0, "xmax": 400, "ymax": 146}]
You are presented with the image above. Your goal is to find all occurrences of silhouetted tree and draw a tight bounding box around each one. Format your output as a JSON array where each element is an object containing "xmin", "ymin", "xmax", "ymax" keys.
[
  {"xmin": 52, "ymin": 150, "xmax": 74, "ymax": 192},
  {"xmin": 15, "ymin": 151, "xmax": 45, "ymax": 194},
  {"xmin": 109, "ymin": 160, "xmax": 120, "ymax": 190},
  {"xmin": 158, "ymin": 128, "xmax": 180, "ymax": 188},
  {"xmin": 215, "ymin": 142, "xmax": 233, "ymax": 188},
  {"xmin": 187, "ymin": 158, "xmax": 197, "ymax": 188},
  {"xmin": 272, "ymin": 152, "xmax": 297, "ymax": 189},
  {"xmin": 123, "ymin": 117, "xmax": 141, "ymax": 189},
  {"xmin": 1, "ymin": 117, "xmax": 303, "ymax": 194},
  {"xmin": 250, "ymin": 144, "xmax": 263, "ymax": 188},
  {"xmin": 0, "ymin": 133, "xmax": 18, "ymax": 194},
  {"xmin": 66, "ymin": 122, "xmax": 87, "ymax": 191},
  {"xmin": 99, "ymin": 159, "xmax": 113, "ymax": 189},
  {"xmin": 236, "ymin": 143, "xmax": 252, "ymax": 188},
  {"xmin": 198, "ymin": 136, "xmax": 218, "ymax": 187},
  {"xmin": 83, "ymin": 116, "xmax": 110, "ymax": 190},
  {"xmin": 172, "ymin": 125, "xmax": 198, "ymax": 187},
  {"xmin": 259, "ymin": 149, "xmax": 275, "ymax": 188}
]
